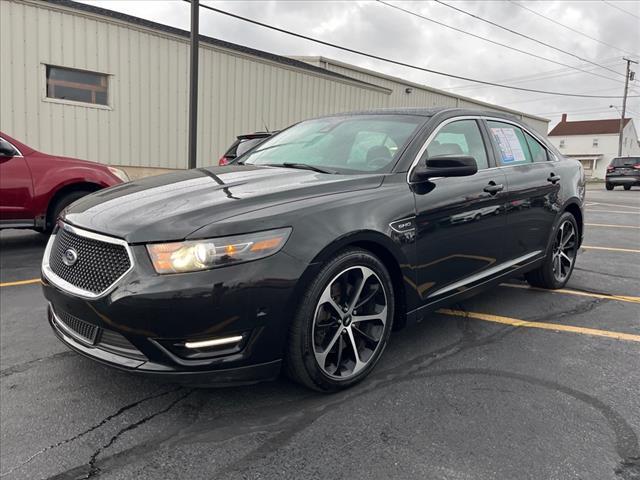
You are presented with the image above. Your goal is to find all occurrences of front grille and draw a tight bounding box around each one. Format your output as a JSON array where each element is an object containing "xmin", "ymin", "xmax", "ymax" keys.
[
  {"xmin": 98, "ymin": 329, "xmax": 146, "ymax": 359},
  {"xmin": 49, "ymin": 227, "xmax": 131, "ymax": 295},
  {"xmin": 56, "ymin": 309, "xmax": 99, "ymax": 344}
]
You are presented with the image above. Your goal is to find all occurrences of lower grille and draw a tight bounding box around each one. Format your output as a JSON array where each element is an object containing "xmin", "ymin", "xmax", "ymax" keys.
[
  {"xmin": 56, "ymin": 310, "xmax": 99, "ymax": 344},
  {"xmin": 52, "ymin": 308, "xmax": 146, "ymax": 360},
  {"xmin": 98, "ymin": 330, "xmax": 146, "ymax": 360}
]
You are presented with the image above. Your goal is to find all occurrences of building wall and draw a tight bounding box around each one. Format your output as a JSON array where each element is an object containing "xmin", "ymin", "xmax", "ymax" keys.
[
  {"xmin": 0, "ymin": 0, "xmax": 389, "ymax": 170},
  {"xmin": 1, "ymin": 0, "xmax": 549, "ymax": 173},
  {"xmin": 548, "ymin": 122, "xmax": 640, "ymax": 179}
]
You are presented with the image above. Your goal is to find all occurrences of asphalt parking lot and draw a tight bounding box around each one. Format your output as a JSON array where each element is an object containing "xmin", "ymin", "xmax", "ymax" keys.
[{"xmin": 1, "ymin": 184, "xmax": 639, "ymax": 480}]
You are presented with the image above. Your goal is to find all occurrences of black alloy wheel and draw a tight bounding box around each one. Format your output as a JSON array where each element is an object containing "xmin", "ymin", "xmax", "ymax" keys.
[{"xmin": 286, "ymin": 248, "xmax": 394, "ymax": 391}]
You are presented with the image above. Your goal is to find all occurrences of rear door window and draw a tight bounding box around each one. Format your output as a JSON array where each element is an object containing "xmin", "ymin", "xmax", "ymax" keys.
[{"xmin": 487, "ymin": 121, "xmax": 533, "ymax": 166}]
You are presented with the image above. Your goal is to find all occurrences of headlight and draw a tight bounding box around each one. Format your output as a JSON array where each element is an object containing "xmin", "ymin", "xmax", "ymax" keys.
[
  {"xmin": 108, "ymin": 166, "xmax": 130, "ymax": 182},
  {"xmin": 147, "ymin": 228, "xmax": 291, "ymax": 274}
]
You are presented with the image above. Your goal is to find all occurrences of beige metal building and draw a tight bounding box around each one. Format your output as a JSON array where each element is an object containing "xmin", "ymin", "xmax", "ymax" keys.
[{"xmin": 1, "ymin": 0, "xmax": 548, "ymax": 177}]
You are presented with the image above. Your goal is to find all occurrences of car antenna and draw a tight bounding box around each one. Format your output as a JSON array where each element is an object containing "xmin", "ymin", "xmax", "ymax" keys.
[{"xmin": 262, "ymin": 116, "xmax": 270, "ymax": 133}]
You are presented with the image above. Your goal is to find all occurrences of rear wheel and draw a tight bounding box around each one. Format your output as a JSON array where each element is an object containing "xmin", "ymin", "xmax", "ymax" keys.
[
  {"xmin": 286, "ymin": 248, "xmax": 394, "ymax": 391},
  {"xmin": 525, "ymin": 212, "xmax": 579, "ymax": 289},
  {"xmin": 605, "ymin": 183, "xmax": 614, "ymax": 190},
  {"xmin": 624, "ymin": 185, "xmax": 632, "ymax": 191}
]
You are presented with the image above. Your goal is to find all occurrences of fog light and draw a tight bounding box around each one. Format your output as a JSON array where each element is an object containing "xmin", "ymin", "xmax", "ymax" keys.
[{"xmin": 184, "ymin": 335, "xmax": 244, "ymax": 349}]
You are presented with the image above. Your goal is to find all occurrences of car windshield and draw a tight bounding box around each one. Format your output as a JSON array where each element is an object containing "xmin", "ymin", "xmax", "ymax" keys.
[
  {"xmin": 240, "ymin": 115, "xmax": 424, "ymax": 174},
  {"xmin": 611, "ymin": 157, "xmax": 640, "ymax": 167}
]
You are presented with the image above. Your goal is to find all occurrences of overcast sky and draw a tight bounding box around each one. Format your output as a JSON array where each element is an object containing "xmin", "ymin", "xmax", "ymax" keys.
[{"xmin": 82, "ymin": 0, "xmax": 639, "ymax": 135}]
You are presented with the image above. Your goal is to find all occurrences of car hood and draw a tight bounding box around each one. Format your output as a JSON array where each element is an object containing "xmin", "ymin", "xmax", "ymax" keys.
[{"xmin": 63, "ymin": 165, "xmax": 384, "ymax": 243}]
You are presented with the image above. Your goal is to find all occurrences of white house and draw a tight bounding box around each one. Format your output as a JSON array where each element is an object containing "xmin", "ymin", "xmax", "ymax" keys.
[{"xmin": 547, "ymin": 114, "xmax": 640, "ymax": 179}]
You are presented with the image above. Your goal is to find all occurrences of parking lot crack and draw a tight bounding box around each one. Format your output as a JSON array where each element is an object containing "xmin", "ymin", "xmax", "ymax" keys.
[
  {"xmin": 83, "ymin": 389, "xmax": 195, "ymax": 479},
  {"xmin": 0, "ymin": 386, "xmax": 182, "ymax": 478}
]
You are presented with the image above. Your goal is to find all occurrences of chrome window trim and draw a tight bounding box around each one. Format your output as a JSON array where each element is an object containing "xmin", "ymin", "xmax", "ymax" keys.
[
  {"xmin": 0, "ymin": 136, "xmax": 23, "ymax": 157},
  {"xmin": 42, "ymin": 222, "xmax": 134, "ymax": 300},
  {"xmin": 407, "ymin": 115, "xmax": 556, "ymax": 184}
]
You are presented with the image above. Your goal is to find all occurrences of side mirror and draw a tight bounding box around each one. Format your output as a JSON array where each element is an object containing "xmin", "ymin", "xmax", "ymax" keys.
[
  {"xmin": 0, "ymin": 140, "xmax": 16, "ymax": 158},
  {"xmin": 410, "ymin": 155, "xmax": 478, "ymax": 182}
]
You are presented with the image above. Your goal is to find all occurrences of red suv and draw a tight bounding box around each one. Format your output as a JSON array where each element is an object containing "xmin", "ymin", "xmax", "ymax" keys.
[{"xmin": 0, "ymin": 132, "xmax": 128, "ymax": 233}]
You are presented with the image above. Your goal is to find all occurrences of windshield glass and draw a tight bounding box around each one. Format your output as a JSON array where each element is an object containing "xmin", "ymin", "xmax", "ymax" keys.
[
  {"xmin": 240, "ymin": 115, "xmax": 424, "ymax": 174},
  {"xmin": 611, "ymin": 157, "xmax": 640, "ymax": 167}
]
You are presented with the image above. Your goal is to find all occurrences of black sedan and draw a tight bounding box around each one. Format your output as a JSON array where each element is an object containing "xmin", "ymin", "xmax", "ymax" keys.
[{"xmin": 41, "ymin": 108, "xmax": 585, "ymax": 391}]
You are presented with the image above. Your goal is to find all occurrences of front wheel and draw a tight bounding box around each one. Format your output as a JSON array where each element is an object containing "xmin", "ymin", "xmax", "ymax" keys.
[
  {"xmin": 525, "ymin": 212, "xmax": 579, "ymax": 289},
  {"xmin": 624, "ymin": 185, "xmax": 632, "ymax": 191},
  {"xmin": 605, "ymin": 183, "xmax": 614, "ymax": 191},
  {"xmin": 286, "ymin": 248, "xmax": 394, "ymax": 392}
]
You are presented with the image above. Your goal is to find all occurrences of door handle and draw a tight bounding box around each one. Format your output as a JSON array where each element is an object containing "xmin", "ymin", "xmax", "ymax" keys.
[
  {"xmin": 483, "ymin": 183, "xmax": 504, "ymax": 195},
  {"xmin": 547, "ymin": 173, "xmax": 561, "ymax": 184}
]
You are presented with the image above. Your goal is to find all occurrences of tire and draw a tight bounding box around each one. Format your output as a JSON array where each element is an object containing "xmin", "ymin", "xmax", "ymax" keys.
[
  {"xmin": 605, "ymin": 183, "xmax": 614, "ymax": 190},
  {"xmin": 45, "ymin": 190, "xmax": 92, "ymax": 233},
  {"xmin": 624, "ymin": 185, "xmax": 632, "ymax": 191},
  {"xmin": 286, "ymin": 248, "xmax": 395, "ymax": 392},
  {"xmin": 525, "ymin": 212, "xmax": 579, "ymax": 289}
]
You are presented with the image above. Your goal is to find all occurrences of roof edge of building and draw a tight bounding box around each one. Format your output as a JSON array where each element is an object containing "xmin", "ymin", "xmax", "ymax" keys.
[
  {"xmin": 293, "ymin": 56, "xmax": 550, "ymax": 123},
  {"xmin": 35, "ymin": 0, "xmax": 391, "ymax": 93}
]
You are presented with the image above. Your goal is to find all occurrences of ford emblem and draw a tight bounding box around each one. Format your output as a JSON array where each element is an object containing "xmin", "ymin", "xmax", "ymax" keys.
[{"xmin": 62, "ymin": 248, "xmax": 78, "ymax": 266}]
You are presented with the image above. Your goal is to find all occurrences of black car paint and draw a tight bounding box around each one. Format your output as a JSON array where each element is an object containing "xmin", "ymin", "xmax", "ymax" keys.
[{"xmin": 42, "ymin": 108, "xmax": 585, "ymax": 384}]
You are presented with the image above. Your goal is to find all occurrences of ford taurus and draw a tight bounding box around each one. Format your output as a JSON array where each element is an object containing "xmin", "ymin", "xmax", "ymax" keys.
[{"xmin": 41, "ymin": 108, "xmax": 585, "ymax": 391}]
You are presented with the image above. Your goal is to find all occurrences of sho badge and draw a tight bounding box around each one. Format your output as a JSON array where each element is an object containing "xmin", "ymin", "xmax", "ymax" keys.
[{"xmin": 62, "ymin": 248, "xmax": 78, "ymax": 266}]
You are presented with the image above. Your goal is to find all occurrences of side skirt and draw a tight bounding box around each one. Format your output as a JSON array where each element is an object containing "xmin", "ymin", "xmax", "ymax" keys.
[{"xmin": 404, "ymin": 256, "xmax": 545, "ymax": 326}]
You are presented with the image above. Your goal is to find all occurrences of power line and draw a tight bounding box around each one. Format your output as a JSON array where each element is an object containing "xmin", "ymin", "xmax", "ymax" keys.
[
  {"xmin": 449, "ymin": 58, "xmax": 624, "ymax": 91},
  {"xmin": 508, "ymin": 0, "xmax": 638, "ymax": 57},
  {"xmin": 601, "ymin": 0, "xmax": 640, "ymax": 20},
  {"xmin": 376, "ymin": 0, "xmax": 625, "ymax": 85},
  {"xmin": 505, "ymin": 87, "xmax": 632, "ymax": 106},
  {"xmin": 431, "ymin": 0, "xmax": 626, "ymax": 79},
  {"xmin": 195, "ymin": 2, "xmax": 639, "ymax": 99}
]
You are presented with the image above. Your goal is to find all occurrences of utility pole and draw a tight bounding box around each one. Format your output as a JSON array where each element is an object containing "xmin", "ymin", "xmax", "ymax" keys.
[
  {"xmin": 188, "ymin": 0, "xmax": 199, "ymax": 169},
  {"xmin": 618, "ymin": 57, "xmax": 637, "ymax": 157}
]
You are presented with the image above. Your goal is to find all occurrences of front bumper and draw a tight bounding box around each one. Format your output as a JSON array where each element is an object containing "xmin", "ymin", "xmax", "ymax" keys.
[{"xmin": 42, "ymin": 238, "xmax": 309, "ymax": 385}]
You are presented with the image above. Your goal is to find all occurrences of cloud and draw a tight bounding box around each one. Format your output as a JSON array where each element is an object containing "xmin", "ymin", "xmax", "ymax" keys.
[{"xmin": 80, "ymin": 0, "xmax": 640, "ymax": 133}]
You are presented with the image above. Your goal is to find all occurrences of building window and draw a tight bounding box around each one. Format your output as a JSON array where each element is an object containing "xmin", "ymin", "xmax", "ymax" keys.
[
  {"xmin": 559, "ymin": 139, "xmax": 565, "ymax": 148},
  {"xmin": 46, "ymin": 65, "xmax": 108, "ymax": 106},
  {"xmin": 592, "ymin": 138, "xmax": 598, "ymax": 147}
]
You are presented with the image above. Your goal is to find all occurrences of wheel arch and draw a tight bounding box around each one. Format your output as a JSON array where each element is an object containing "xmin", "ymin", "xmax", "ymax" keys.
[
  {"xmin": 45, "ymin": 182, "xmax": 103, "ymax": 227},
  {"xmin": 562, "ymin": 199, "xmax": 584, "ymax": 248},
  {"xmin": 286, "ymin": 230, "xmax": 409, "ymax": 331}
]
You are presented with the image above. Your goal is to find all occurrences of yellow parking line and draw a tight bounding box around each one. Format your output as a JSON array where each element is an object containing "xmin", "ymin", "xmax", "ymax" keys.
[
  {"xmin": 0, "ymin": 278, "xmax": 41, "ymax": 287},
  {"xmin": 582, "ymin": 245, "xmax": 640, "ymax": 253},
  {"xmin": 500, "ymin": 283, "xmax": 640, "ymax": 304},
  {"xmin": 439, "ymin": 308, "xmax": 640, "ymax": 343},
  {"xmin": 587, "ymin": 209, "xmax": 640, "ymax": 215},
  {"xmin": 585, "ymin": 223, "xmax": 640, "ymax": 229}
]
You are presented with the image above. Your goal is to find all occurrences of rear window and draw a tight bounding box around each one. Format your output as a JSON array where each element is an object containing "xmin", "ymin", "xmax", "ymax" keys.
[
  {"xmin": 236, "ymin": 137, "xmax": 268, "ymax": 157},
  {"xmin": 610, "ymin": 157, "xmax": 640, "ymax": 167}
]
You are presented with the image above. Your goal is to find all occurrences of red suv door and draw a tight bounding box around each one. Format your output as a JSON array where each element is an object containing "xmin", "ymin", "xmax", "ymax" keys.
[{"xmin": 0, "ymin": 136, "xmax": 34, "ymax": 226}]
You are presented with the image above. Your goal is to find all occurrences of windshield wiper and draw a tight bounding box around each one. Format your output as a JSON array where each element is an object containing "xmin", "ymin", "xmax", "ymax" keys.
[{"xmin": 280, "ymin": 163, "xmax": 337, "ymax": 174}]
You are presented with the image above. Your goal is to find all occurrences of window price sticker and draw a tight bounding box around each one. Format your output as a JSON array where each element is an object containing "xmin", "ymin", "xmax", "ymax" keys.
[{"xmin": 491, "ymin": 127, "xmax": 527, "ymax": 163}]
